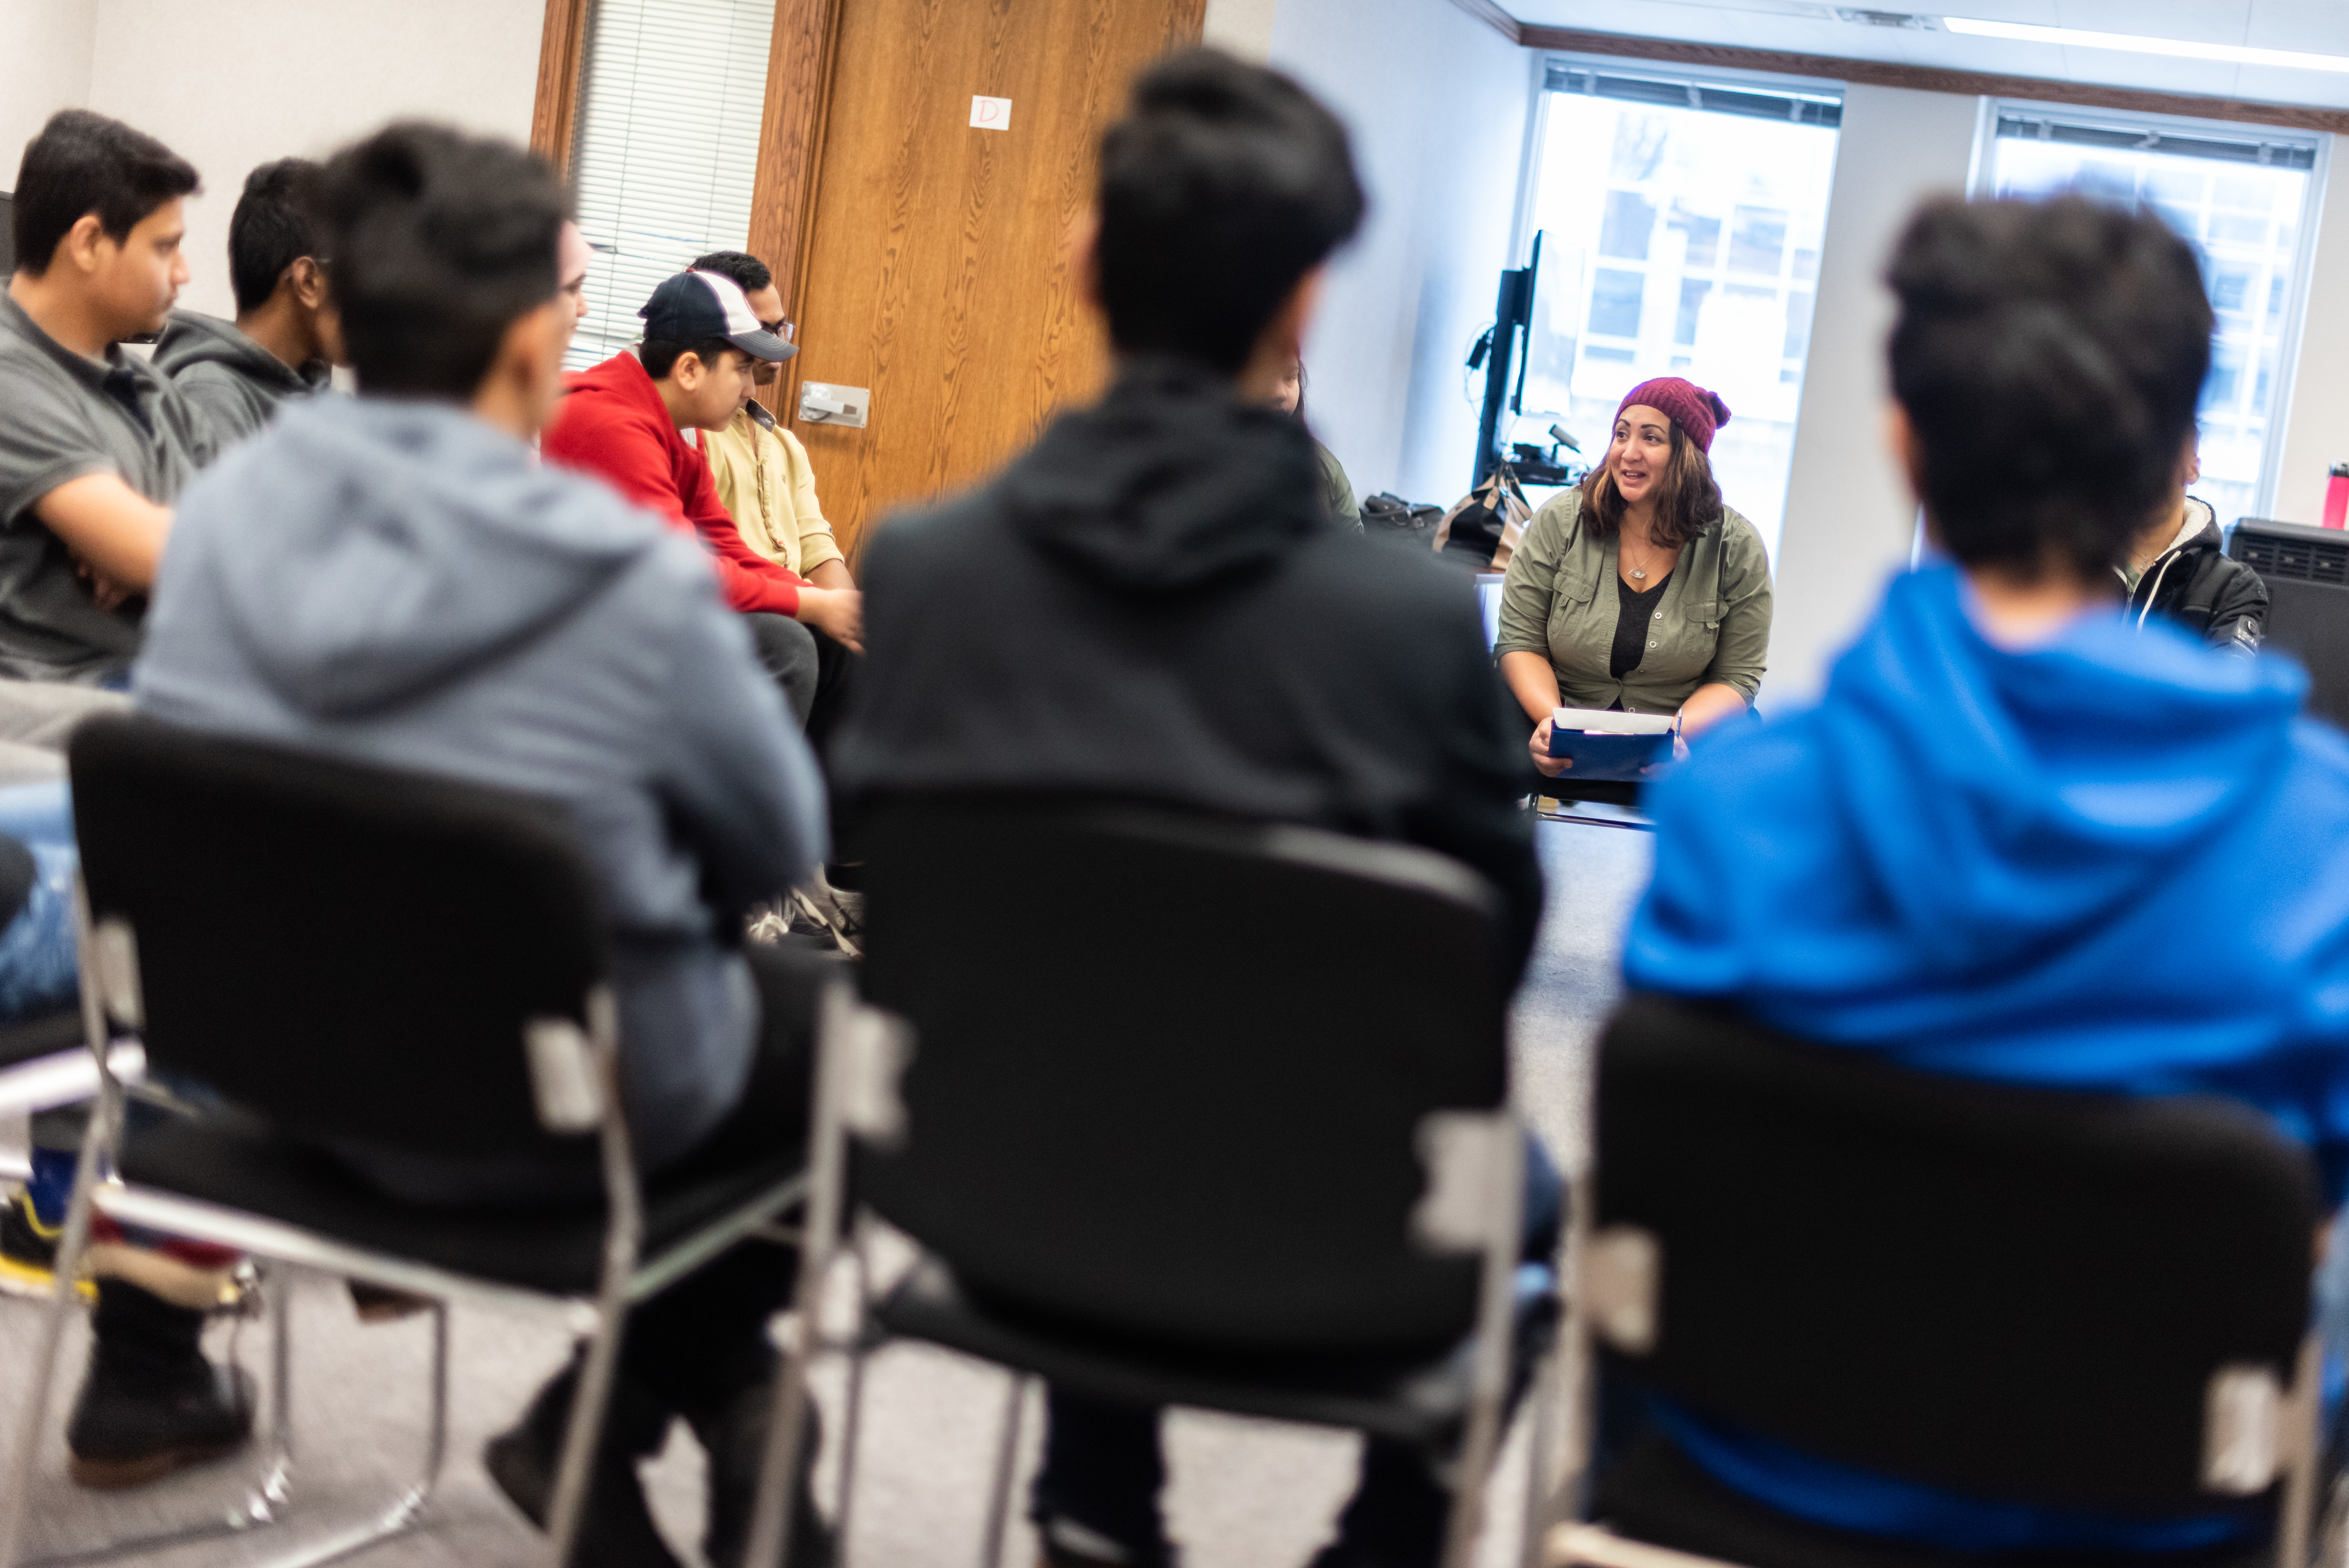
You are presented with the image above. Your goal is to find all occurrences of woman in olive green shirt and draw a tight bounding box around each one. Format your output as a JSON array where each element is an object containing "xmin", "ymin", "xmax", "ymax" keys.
[
  {"xmin": 1494, "ymin": 377, "xmax": 1772, "ymax": 780},
  {"xmin": 1271, "ymin": 356, "xmax": 1360, "ymax": 530}
]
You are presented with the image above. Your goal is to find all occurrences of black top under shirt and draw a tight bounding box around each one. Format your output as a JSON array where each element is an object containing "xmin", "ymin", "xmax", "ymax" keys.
[{"xmin": 1610, "ymin": 570, "xmax": 1672, "ymax": 680}]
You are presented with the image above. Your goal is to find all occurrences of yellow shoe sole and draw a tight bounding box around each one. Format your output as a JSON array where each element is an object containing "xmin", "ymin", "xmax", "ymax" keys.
[{"xmin": 0, "ymin": 1247, "xmax": 94, "ymax": 1304}]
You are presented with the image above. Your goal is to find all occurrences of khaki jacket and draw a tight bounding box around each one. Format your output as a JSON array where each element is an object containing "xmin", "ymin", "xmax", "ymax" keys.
[
  {"xmin": 703, "ymin": 406, "xmax": 846, "ymax": 578},
  {"xmin": 1494, "ymin": 488, "xmax": 1772, "ymax": 715}
]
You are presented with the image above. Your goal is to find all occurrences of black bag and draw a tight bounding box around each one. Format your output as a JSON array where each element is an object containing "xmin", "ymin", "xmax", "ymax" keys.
[
  {"xmin": 1361, "ymin": 492, "xmax": 1443, "ymax": 540},
  {"xmin": 1434, "ymin": 467, "xmax": 1532, "ymax": 570}
]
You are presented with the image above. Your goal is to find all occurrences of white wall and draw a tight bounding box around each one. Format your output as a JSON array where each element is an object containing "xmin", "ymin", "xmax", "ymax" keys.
[
  {"xmin": 2272, "ymin": 140, "xmax": 2349, "ymax": 528},
  {"xmin": 81, "ymin": 0, "xmax": 544, "ymax": 319},
  {"xmin": 1267, "ymin": 0, "xmax": 1534, "ymax": 507},
  {"xmin": 1202, "ymin": 0, "xmax": 1279, "ymax": 60},
  {"xmin": 1765, "ymin": 85, "xmax": 1980, "ymax": 707},
  {"xmin": 0, "ymin": 0, "xmax": 99, "ymax": 196}
]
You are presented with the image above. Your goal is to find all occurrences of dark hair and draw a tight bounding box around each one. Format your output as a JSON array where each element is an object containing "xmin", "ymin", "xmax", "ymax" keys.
[
  {"xmin": 688, "ymin": 250, "xmax": 772, "ymax": 298},
  {"xmin": 11, "ymin": 110, "xmax": 199, "ymax": 277},
  {"xmin": 1096, "ymin": 49, "xmax": 1364, "ymax": 375},
  {"xmin": 228, "ymin": 158, "xmax": 324, "ymax": 313},
  {"xmin": 312, "ymin": 123, "xmax": 566, "ymax": 397},
  {"xmin": 641, "ymin": 336, "xmax": 741, "ymax": 381},
  {"xmin": 1578, "ymin": 415, "xmax": 1722, "ymax": 550},
  {"xmin": 1887, "ymin": 195, "xmax": 2212, "ymax": 580}
]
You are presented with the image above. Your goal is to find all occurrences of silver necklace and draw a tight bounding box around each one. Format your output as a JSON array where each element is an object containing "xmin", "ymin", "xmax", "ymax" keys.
[{"xmin": 1625, "ymin": 535, "xmax": 1658, "ymax": 581}]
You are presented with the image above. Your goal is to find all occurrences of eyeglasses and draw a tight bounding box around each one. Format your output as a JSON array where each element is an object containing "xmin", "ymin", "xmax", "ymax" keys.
[{"xmin": 761, "ymin": 319, "xmax": 796, "ymax": 342}]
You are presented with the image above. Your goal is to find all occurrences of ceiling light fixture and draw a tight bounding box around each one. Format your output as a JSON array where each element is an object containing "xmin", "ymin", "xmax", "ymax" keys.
[{"xmin": 1942, "ymin": 16, "xmax": 2349, "ymax": 74}]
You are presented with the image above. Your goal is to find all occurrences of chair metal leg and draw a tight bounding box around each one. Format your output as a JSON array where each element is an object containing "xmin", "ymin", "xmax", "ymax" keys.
[
  {"xmin": 1526, "ymin": 1167, "xmax": 1594, "ymax": 1568},
  {"xmin": 976, "ymin": 1375, "xmax": 1027, "ymax": 1568},
  {"xmin": 1521, "ymin": 1347, "xmax": 1561, "ymax": 1568},
  {"xmin": 14, "ymin": 1268, "xmax": 448, "ymax": 1568},
  {"xmin": 1439, "ymin": 1135, "xmax": 1528, "ymax": 1568},
  {"xmin": 747, "ymin": 983, "xmax": 858, "ymax": 1568},
  {"xmin": 547, "ymin": 1081, "xmax": 647, "ymax": 1568},
  {"xmin": 2280, "ymin": 1332, "xmax": 2324, "ymax": 1568},
  {"xmin": 202, "ymin": 1295, "xmax": 449, "ymax": 1568},
  {"xmin": 831, "ymin": 1244, "xmax": 874, "ymax": 1557},
  {"xmin": 0, "ymin": 1070, "xmax": 119, "ymax": 1567}
]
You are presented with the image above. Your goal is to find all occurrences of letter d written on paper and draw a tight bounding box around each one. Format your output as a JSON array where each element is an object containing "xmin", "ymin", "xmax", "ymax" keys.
[{"xmin": 970, "ymin": 95, "xmax": 1012, "ymax": 130}]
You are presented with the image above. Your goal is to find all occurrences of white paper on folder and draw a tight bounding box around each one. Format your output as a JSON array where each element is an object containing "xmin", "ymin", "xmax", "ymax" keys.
[{"xmin": 1555, "ymin": 707, "xmax": 1676, "ymax": 736}]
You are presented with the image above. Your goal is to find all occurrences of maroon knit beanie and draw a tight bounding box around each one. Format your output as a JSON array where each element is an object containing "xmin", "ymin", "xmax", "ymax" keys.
[{"xmin": 1615, "ymin": 377, "xmax": 1731, "ymax": 453}]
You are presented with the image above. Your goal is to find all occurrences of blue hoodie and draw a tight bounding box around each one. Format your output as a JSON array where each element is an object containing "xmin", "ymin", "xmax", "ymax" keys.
[
  {"xmin": 1623, "ymin": 562, "xmax": 2349, "ymax": 1550},
  {"xmin": 135, "ymin": 396, "xmax": 825, "ymax": 1198}
]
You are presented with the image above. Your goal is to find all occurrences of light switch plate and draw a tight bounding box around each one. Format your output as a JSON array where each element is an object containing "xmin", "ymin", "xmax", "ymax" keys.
[{"xmin": 798, "ymin": 382, "xmax": 870, "ymax": 429}]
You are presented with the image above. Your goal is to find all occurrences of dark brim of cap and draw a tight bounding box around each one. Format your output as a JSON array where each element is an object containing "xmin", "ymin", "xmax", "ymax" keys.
[{"xmin": 728, "ymin": 328, "xmax": 798, "ymax": 363}]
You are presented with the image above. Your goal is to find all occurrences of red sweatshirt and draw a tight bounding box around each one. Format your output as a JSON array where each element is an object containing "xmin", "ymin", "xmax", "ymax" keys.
[{"xmin": 543, "ymin": 351, "xmax": 805, "ymax": 617}]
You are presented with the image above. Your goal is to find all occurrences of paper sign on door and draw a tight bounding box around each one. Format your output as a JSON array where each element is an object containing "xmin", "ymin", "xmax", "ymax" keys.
[{"xmin": 970, "ymin": 96, "xmax": 1013, "ymax": 131}]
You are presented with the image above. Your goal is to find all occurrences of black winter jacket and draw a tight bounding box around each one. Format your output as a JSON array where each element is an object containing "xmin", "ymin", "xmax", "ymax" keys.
[
  {"xmin": 2126, "ymin": 498, "xmax": 2267, "ymax": 656},
  {"xmin": 832, "ymin": 358, "xmax": 1545, "ymax": 985}
]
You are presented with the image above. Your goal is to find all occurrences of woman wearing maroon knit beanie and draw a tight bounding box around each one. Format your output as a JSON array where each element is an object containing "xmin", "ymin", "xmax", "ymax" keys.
[{"xmin": 1491, "ymin": 376, "xmax": 1774, "ymax": 779}]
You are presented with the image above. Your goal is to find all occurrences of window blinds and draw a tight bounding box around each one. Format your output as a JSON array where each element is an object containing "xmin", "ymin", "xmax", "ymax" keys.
[
  {"xmin": 1994, "ymin": 109, "xmax": 2316, "ymax": 171},
  {"xmin": 566, "ymin": 0, "xmax": 776, "ymax": 371},
  {"xmin": 1543, "ymin": 62, "xmax": 1842, "ymax": 129}
]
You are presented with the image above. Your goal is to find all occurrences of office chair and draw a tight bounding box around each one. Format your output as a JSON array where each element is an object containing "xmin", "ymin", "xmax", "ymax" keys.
[
  {"xmin": 1543, "ymin": 993, "xmax": 2325, "ymax": 1568},
  {"xmin": 743, "ymin": 795, "xmax": 1550, "ymax": 1568},
  {"xmin": 0, "ymin": 714, "xmax": 809, "ymax": 1568}
]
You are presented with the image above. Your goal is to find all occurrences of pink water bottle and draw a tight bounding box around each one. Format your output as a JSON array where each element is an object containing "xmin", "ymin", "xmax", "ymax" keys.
[{"xmin": 2327, "ymin": 463, "xmax": 2349, "ymax": 530}]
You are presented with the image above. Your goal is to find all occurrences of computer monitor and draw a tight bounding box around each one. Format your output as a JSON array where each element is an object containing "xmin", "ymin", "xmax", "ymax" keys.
[{"xmin": 2229, "ymin": 520, "xmax": 2349, "ymax": 728}]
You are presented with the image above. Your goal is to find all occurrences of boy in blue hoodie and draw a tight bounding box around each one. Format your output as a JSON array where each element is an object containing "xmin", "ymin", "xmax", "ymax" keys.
[
  {"xmin": 129, "ymin": 124, "xmax": 831, "ymax": 1566},
  {"xmin": 1620, "ymin": 195, "xmax": 2349, "ymax": 1552}
]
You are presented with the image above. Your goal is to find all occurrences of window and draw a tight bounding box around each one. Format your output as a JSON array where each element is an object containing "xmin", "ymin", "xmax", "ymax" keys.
[
  {"xmin": 1517, "ymin": 65, "xmax": 1842, "ymax": 558},
  {"xmin": 564, "ymin": 0, "xmax": 776, "ymax": 371},
  {"xmin": 1987, "ymin": 106, "xmax": 2321, "ymax": 531}
]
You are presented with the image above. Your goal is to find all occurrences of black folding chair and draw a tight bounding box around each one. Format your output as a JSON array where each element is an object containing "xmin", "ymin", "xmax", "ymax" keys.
[
  {"xmin": 0, "ymin": 713, "xmax": 809, "ymax": 1568},
  {"xmin": 1542, "ymin": 993, "xmax": 2326, "ymax": 1568},
  {"xmin": 744, "ymin": 796, "xmax": 1551, "ymax": 1568}
]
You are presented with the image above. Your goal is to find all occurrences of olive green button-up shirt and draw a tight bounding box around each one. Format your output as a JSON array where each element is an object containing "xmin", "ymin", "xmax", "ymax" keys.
[{"xmin": 1494, "ymin": 488, "xmax": 1773, "ymax": 715}]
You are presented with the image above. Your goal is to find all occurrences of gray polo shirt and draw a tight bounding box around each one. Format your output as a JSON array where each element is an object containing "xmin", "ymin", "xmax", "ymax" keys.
[{"xmin": 0, "ymin": 292, "xmax": 217, "ymax": 683}]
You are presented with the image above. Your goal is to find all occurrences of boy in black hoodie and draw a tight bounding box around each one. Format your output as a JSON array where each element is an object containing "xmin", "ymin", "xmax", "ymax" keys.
[
  {"xmin": 152, "ymin": 159, "xmax": 338, "ymax": 445},
  {"xmin": 832, "ymin": 48, "xmax": 1548, "ymax": 1568},
  {"xmin": 2119, "ymin": 446, "xmax": 2266, "ymax": 654}
]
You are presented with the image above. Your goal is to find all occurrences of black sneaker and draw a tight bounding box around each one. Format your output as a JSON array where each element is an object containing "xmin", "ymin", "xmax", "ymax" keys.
[
  {"xmin": 65, "ymin": 1280, "xmax": 253, "ymax": 1489},
  {"xmin": 484, "ymin": 1363, "xmax": 684, "ymax": 1568},
  {"xmin": 686, "ymin": 1375, "xmax": 835, "ymax": 1568},
  {"xmin": 0, "ymin": 1188, "xmax": 91, "ymax": 1304}
]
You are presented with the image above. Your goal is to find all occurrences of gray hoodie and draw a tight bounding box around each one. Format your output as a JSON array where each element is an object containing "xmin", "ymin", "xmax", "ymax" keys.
[
  {"xmin": 153, "ymin": 311, "xmax": 329, "ymax": 447},
  {"xmin": 134, "ymin": 395, "xmax": 826, "ymax": 1198}
]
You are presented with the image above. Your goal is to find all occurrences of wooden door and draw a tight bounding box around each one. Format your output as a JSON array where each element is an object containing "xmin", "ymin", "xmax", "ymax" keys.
[{"xmin": 783, "ymin": 0, "xmax": 1205, "ymax": 557}]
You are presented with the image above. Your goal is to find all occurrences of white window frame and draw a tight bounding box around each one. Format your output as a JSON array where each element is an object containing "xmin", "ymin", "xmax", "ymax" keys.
[
  {"xmin": 1970, "ymin": 97, "xmax": 2328, "ymax": 524},
  {"xmin": 1514, "ymin": 52, "xmax": 1847, "ymax": 547}
]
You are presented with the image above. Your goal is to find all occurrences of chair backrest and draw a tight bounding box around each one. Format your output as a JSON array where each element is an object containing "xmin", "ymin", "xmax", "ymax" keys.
[
  {"xmin": 1595, "ymin": 992, "xmax": 2319, "ymax": 1513},
  {"xmin": 853, "ymin": 794, "xmax": 1511, "ymax": 1353},
  {"xmin": 69, "ymin": 713, "xmax": 610, "ymax": 1159}
]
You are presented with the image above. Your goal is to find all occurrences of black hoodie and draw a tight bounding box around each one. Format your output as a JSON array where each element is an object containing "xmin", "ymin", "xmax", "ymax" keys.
[
  {"xmin": 153, "ymin": 311, "xmax": 328, "ymax": 447},
  {"xmin": 2124, "ymin": 496, "xmax": 2267, "ymax": 656},
  {"xmin": 832, "ymin": 359, "xmax": 1544, "ymax": 982}
]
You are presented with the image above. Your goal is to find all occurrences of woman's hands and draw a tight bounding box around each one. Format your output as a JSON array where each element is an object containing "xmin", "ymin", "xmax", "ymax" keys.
[{"xmin": 1528, "ymin": 715, "xmax": 1572, "ymax": 778}]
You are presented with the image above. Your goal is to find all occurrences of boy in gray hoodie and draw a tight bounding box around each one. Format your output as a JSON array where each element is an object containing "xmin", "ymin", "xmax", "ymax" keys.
[
  {"xmin": 151, "ymin": 159, "xmax": 338, "ymax": 445},
  {"xmin": 131, "ymin": 124, "xmax": 832, "ymax": 1566}
]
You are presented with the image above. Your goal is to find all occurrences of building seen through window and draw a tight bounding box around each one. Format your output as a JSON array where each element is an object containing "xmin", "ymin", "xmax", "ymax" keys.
[
  {"xmin": 1517, "ymin": 67, "xmax": 1842, "ymax": 558},
  {"xmin": 1988, "ymin": 110, "xmax": 2319, "ymax": 532}
]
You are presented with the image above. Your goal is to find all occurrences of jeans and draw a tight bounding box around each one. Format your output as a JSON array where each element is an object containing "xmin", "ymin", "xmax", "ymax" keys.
[
  {"xmin": 0, "ymin": 781, "xmax": 79, "ymax": 1023},
  {"xmin": 1031, "ymin": 1134, "xmax": 1565, "ymax": 1567},
  {"xmin": 742, "ymin": 613, "xmax": 859, "ymax": 754}
]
